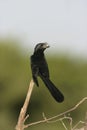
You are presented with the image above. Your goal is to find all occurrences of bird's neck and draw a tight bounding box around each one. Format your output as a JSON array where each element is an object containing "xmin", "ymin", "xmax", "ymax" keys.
[{"xmin": 34, "ymin": 50, "xmax": 44, "ymax": 57}]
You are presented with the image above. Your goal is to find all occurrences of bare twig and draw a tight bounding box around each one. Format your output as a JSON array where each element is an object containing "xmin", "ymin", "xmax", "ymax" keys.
[
  {"xmin": 60, "ymin": 119, "xmax": 68, "ymax": 130},
  {"xmin": 24, "ymin": 97, "xmax": 87, "ymax": 128},
  {"xmin": 72, "ymin": 121, "xmax": 86, "ymax": 130},
  {"xmin": 15, "ymin": 78, "xmax": 87, "ymax": 130},
  {"xmin": 15, "ymin": 79, "xmax": 34, "ymax": 130}
]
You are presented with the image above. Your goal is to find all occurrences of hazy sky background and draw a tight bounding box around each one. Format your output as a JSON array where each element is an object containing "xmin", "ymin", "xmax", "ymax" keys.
[{"xmin": 0, "ymin": 0, "xmax": 87, "ymax": 57}]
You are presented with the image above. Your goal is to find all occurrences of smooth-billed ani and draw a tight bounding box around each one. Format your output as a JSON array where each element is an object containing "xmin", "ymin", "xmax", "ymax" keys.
[{"xmin": 30, "ymin": 43, "xmax": 64, "ymax": 102}]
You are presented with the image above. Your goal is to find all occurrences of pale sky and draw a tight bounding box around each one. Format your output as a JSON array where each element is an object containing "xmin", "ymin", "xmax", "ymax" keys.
[{"xmin": 0, "ymin": 0, "xmax": 87, "ymax": 57}]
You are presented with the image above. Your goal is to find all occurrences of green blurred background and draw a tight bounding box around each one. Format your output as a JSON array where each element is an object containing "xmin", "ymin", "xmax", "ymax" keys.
[{"xmin": 0, "ymin": 39, "xmax": 87, "ymax": 130}]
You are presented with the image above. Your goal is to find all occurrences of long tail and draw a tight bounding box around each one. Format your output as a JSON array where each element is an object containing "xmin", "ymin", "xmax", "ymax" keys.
[{"xmin": 40, "ymin": 75, "xmax": 64, "ymax": 103}]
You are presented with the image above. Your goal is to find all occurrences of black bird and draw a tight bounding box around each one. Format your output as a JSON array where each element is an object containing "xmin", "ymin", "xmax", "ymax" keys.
[{"xmin": 30, "ymin": 43, "xmax": 64, "ymax": 103}]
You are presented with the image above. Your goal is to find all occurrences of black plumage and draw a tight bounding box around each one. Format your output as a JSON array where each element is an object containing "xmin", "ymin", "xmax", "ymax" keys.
[{"xmin": 30, "ymin": 43, "xmax": 64, "ymax": 103}]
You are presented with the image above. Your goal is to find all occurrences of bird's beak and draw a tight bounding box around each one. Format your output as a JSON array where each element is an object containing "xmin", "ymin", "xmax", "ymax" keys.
[
  {"xmin": 46, "ymin": 44, "xmax": 50, "ymax": 48},
  {"xmin": 44, "ymin": 43, "xmax": 50, "ymax": 48}
]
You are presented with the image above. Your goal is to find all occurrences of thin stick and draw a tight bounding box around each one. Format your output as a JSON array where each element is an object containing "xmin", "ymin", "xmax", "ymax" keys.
[
  {"xmin": 24, "ymin": 97, "xmax": 87, "ymax": 128},
  {"xmin": 15, "ymin": 79, "xmax": 34, "ymax": 130}
]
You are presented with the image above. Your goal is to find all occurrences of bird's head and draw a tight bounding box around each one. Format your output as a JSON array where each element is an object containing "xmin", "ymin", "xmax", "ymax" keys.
[{"xmin": 34, "ymin": 42, "xmax": 50, "ymax": 53}]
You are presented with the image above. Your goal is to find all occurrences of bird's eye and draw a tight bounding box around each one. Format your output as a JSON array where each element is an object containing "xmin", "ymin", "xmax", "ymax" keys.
[{"xmin": 40, "ymin": 44, "xmax": 43, "ymax": 48}]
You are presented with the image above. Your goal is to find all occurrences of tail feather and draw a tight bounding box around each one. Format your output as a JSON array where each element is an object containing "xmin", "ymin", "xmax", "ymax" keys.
[{"xmin": 40, "ymin": 75, "xmax": 64, "ymax": 103}]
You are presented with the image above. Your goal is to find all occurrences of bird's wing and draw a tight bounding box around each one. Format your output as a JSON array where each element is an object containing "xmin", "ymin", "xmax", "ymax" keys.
[
  {"xmin": 31, "ymin": 64, "xmax": 39, "ymax": 86},
  {"xmin": 39, "ymin": 57, "xmax": 50, "ymax": 78},
  {"xmin": 31, "ymin": 56, "xmax": 39, "ymax": 86}
]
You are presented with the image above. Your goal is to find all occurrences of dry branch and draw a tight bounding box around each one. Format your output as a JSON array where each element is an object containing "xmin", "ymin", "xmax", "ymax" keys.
[
  {"xmin": 15, "ymin": 78, "xmax": 87, "ymax": 130},
  {"xmin": 15, "ymin": 79, "xmax": 34, "ymax": 130},
  {"xmin": 24, "ymin": 97, "xmax": 87, "ymax": 129}
]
